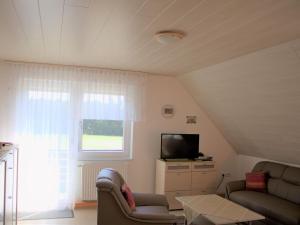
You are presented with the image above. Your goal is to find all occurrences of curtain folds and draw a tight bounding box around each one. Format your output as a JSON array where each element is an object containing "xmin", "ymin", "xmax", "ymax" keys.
[{"xmin": 0, "ymin": 62, "xmax": 146, "ymax": 213}]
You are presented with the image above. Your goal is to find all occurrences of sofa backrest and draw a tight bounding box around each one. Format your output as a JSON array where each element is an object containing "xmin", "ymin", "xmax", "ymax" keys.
[
  {"xmin": 280, "ymin": 167, "xmax": 300, "ymax": 204},
  {"xmin": 252, "ymin": 161, "xmax": 300, "ymax": 204}
]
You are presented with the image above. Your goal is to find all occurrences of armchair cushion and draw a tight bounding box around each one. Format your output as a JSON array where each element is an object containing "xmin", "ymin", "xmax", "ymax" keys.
[
  {"xmin": 133, "ymin": 193, "xmax": 169, "ymax": 208},
  {"xmin": 131, "ymin": 207, "xmax": 185, "ymax": 224},
  {"xmin": 134, "ymin": 206, "xmax": 169, "ymax": 216}
]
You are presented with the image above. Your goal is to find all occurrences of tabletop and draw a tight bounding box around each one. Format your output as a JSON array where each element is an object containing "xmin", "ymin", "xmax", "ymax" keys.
[{"xmin": 176, "ymin": 194, "xmax": 265, "ymax": 225}]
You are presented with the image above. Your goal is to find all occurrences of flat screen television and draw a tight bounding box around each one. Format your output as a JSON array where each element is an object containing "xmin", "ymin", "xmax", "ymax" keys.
[{"xmin": 161, "ymin": 133, "xmax": 199, "ymax": 160}]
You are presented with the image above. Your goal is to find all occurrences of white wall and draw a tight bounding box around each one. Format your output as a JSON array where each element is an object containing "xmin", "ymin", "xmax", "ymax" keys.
[
  {"xmin": 127, "ymin": 75, "xmax": 237, "ymax": 192},
  {"xmin": 75, "ymin": 75, "xmax": 237, "ymax": 200}
]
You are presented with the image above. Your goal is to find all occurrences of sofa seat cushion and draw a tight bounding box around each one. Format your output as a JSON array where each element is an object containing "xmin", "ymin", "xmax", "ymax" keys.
[{"xmin": 230, "ymin": 191, "xmax": 300, "ymax": 225}]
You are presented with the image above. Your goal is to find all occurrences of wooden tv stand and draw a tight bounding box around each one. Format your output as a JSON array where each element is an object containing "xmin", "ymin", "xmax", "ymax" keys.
[{"xmin": 155, "ymin": 159, "xmax": 216, "ymax": 210}]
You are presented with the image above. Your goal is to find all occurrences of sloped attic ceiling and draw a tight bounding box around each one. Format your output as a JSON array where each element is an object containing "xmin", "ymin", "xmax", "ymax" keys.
[{"xmin": 179, "ymin": 39, "xmax": 300, "ymax": 165}]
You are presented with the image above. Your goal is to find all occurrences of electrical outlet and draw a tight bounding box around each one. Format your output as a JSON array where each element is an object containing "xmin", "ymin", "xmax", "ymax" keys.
[{"xmin": 222, "ymin": 172, "xmax": 231, "ymax": 177}]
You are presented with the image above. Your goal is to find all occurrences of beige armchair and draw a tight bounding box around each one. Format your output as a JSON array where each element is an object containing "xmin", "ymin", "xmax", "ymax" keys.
[{"xmin": 96, "ymin": 168, "xmax": 185, "ymax": 225}]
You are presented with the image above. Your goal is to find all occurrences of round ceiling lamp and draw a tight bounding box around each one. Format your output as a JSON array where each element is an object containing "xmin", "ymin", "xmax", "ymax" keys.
[{"xmin": 154, "ymin": 30, "xmax": 185, "ymax": 44}]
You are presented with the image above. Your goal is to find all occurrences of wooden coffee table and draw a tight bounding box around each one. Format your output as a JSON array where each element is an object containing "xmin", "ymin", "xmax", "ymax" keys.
[{"xmin": 176, "ymin": 194, "xmax": 265, "ymax": 225}]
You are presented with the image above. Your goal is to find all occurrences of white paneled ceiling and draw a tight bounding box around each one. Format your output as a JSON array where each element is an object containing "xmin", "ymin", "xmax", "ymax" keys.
[{"xmin": 0, "ymin": 0, "xmax": 300, "ymax": 75}]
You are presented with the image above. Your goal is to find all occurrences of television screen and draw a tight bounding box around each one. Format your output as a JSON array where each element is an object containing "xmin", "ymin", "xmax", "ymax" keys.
[{"xmin": 161, "ymin": 133, "xmax": 199, "ymax": 160}]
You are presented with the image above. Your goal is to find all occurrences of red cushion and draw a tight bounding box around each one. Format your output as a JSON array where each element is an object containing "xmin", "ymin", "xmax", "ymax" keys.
[
  {"xmin": 246, "ymin": 171, "xmax": 267, "ymax": 192},
  {"xmin": 121, "ymin": 183, "xmax": 136, "ymax": 210}
]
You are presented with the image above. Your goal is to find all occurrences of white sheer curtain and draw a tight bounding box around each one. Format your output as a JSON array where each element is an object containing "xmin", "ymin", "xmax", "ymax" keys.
[{"xmin": 1, "ymin": 62, "xmax": 146, "ymax": 213}]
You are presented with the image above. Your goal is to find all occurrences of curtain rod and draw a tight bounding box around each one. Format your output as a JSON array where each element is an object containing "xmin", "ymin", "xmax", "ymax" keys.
[{"xmin": 2, "ymin": 59, "xmax": 169, "ymax": 77}]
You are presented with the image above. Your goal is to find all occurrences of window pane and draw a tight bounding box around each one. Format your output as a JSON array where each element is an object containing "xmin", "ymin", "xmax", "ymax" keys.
[
  {"xmin": 81, "ymin": 119, "xmax": 123, "ymax": 151},
  {"xmin": 82, "ymin": 93, "xmax": 125, "ymax": 121}
]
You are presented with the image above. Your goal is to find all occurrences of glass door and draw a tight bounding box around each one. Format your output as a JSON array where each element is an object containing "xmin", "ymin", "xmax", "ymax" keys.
[{"xmin": 0, "ymin": 160, "xmax": 6, "ymax": 225}]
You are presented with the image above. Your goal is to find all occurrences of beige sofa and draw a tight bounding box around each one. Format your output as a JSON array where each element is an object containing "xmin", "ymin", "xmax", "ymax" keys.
[
  {"xmin": 96, "ymin": 168, "xmax": 185, "ymax": 225},
  {"xmin": 226, "ymin": 161, "xmax": 300, "ymax": 225}
]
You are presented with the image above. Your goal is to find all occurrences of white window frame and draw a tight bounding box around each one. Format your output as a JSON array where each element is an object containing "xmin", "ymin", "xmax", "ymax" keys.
[{"xmin": 78, "ymin": 120, "xmax": 133, "ymax": 161}]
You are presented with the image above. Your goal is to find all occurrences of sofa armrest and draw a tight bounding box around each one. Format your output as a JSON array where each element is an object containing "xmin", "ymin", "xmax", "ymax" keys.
[
  {"xmin": 133, "ymin": 193, "xmax": 169, "ymax": 207},
  {"xmin": 225, "ymin": 180, "xmax": 246, "ymax": 199}
]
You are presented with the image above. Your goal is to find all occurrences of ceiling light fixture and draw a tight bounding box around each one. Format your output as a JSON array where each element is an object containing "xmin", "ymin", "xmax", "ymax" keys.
[{"xmin": 154, "ymin": 30, "xmax": 185, "ymax": 44}]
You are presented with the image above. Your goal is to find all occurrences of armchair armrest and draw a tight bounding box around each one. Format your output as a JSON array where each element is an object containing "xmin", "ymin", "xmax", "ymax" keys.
[
  {"xmin": 133, "ymin": 193, "xmax": 169, "ymax": 207},
  {"xmin": 225, "ymin": 180, "xmax": 246, "ymax": 199}
]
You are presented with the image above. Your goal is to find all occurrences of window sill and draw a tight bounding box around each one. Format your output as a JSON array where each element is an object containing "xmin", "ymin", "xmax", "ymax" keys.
[
  {"xmin": 77, "ymin": 151, "xmax": 133, "ymax": 161},
  {"xmin": 78, "ymin": 157, "xmax": 133, "ymax": 162}
]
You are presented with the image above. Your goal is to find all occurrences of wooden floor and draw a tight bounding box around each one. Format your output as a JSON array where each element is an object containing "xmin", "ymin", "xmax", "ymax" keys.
[
  {"xmin": 18, "ymin": 209, "xmax": 265, "ymax": 225},
  {"xmin": 19, "ymin": 209, "xmax": 97, "ymax": 225},
  {"xmin": 18, "ymin": 209, "xmax": 184, "ymax": 225}
]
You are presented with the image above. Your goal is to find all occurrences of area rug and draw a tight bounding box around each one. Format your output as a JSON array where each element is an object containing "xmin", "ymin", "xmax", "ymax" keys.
[{"xmin": 19, "ymin": 209, "xmax": 74, "ymax": 220}]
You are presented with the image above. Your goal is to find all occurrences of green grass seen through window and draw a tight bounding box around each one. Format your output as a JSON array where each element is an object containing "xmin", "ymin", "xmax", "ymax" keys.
[{"xmin": 82, "ymin": 134, "xmax": 123, "ymax": 151}]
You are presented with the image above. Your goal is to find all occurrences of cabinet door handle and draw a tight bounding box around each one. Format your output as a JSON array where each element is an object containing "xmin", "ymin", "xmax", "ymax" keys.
[{"xmin": 8, "ymin": 196, "xmax": 12, "ymax": 199}]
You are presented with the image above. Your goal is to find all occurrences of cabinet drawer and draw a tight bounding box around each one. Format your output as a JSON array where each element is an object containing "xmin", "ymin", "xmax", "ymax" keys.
[
  {"xmin": 191, "ymin": 171, "xmax": 217, "ymax": 189},
  {"xmin": 192, "ymin": 161, "xmax": 215, "ymax": 171},
  {"xmin": 165, "ymin": 172, "xmax": 191, "ymax": 191},
  {"xmin": 166, "ymin": 162, "xmax": 191, "ymax": 172},
  {"xmin": 166, "ymin": 191, "xmax": 191, "ymax": 210}
]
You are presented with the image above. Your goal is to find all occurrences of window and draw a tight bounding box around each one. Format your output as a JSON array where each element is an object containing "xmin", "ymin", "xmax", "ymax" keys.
[{"xmin": 78, "ymin": 93, "xmax": 133, "ymax": 160}]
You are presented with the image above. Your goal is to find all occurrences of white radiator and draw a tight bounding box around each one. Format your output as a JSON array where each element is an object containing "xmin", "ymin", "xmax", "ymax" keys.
[{"xmin": 81, "ymin": 162, "xmax": 128, "ymax": 201}]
